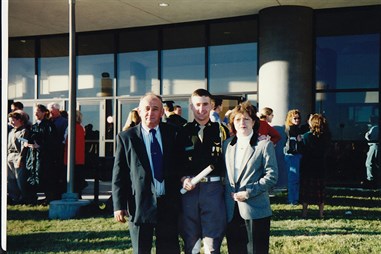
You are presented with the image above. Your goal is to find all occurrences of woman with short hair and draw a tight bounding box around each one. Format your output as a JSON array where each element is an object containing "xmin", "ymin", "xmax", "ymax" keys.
[{"xmin": 223, "ymin": 101, "xmax": 278, "ymax": 254}]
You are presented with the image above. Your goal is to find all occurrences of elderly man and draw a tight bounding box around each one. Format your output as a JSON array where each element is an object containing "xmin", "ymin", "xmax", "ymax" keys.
[
  {"xmin": 47, "ymin": 102, "xmax": 68, "ymax": 196},
  {"xmin": 47, "ymin": 102, "xmax": 68, "ymax": 144},
  {"xmin": 112, "ymin": 93, "xmax": 180, "ymax": 254}
]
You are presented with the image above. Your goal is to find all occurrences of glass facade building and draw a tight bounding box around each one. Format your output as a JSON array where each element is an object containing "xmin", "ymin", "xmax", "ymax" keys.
[{"xmin": 7, "ymin": 6, "xmax": 381, "ymax": 186}]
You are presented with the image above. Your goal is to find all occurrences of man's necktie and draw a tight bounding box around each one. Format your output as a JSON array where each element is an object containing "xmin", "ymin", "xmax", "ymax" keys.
[
  {"xmin": 198, "ymin": 125, "xmax": 205, "ymax": 142},
  {"xmin": 150, "ymin": 129, "xmax": 164, "ymax": 182}
]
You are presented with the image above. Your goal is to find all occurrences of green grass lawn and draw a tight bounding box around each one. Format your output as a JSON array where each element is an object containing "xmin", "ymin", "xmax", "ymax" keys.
[{"xmin": 6, "ymin": 189, "xmax": 381, "ymax": 253}]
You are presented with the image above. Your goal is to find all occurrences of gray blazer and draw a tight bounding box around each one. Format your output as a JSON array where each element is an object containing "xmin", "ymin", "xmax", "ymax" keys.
[{"xmin": 223, "ymin": 135, "xmax": 278, "ymax": 222}]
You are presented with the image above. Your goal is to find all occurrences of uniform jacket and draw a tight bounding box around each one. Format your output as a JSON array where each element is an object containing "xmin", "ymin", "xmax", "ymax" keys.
[
  {"xmin": 112, "ymin": 122, "xmax": 180, "ymax": 224},
  {"xmin": 223, "ymin": 135, "xmax": 278, "ymax": 222},
  {"xmin": 176, "ymin": 120, "xmax": 226, "ymax": 177}
]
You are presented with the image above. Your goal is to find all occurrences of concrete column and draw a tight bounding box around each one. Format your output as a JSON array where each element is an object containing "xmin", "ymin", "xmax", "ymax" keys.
[
  {"xmin": 258, "ymin": 5, "xmax": 314, "ymax": 126},
  {"xmin": 258, "ymin": 6, "xmax": 314, "ymax": 187}
]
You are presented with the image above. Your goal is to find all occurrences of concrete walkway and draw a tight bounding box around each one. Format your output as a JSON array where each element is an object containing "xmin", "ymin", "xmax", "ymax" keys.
[
  {"xmin": 36, "ymin": 179, "xmax": 112, "ymax": 204},
  {"xmin": 81, "ymin": 179, "xmax": 112, "ymax": 202}
]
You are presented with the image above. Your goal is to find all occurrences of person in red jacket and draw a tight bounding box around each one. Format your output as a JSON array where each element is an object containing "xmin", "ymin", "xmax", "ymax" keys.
[
  {"xmin": 258, "ymin": 107, "xmax": 282, "ymax": 145},
  {"xmin": 64, "ymin": 110, "xmax": 86, "ymax": 198}
]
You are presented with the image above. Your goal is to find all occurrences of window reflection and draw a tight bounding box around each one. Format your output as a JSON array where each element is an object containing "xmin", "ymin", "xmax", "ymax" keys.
[
  {"xmin": 105, "ymin": 99, "xmax": 114, "ymax": 140},
  {"xmin": 117, "ymin": 51, "xmax": 158, "ymax": 96},
  {"xmin": 9, "ymin": 58, "xmax": 35, "ymax": 99},
  {"xmin": 162, "ymin": 47, "xmax": 205, "ymax": 95},
  {"xmin": 209, "ymin": 43, "xmax": 258, "ymax": 94},
  {"xmin": 246, "ymin": 94, "xmax": 258, "ymax": 108},
  {"xmin": 8, "ymin": 38, "xmax": 36, "ymax": 99},
  {"xmin": 39, "ymin": 57, "xmax": 69, "ymax": 98},
  {"xmin": 316, "ymin": 34, "xmax": 380, "ymax": 90},
  {"xmin": 316, "ymin": 34, "xmax": 380, "ymax": 142},
  {"xmin": 105, "ymin": 99, "xmax": 114, "ymax": 155},
  {"xmin": 119, "ymin": 102, "xmax": 140, "ymax": 133},
  {"xmin": 316, "ymin": 91, "xmax": 378, "ymax": 141},
  {"xmin": 77, "ymin": 54, "xmax": 114, "ymax": 97}
]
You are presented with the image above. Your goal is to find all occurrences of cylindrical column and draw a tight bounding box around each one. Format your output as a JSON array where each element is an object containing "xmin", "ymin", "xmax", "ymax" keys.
[
  {"xmin": 258, "ymin": 6, "xmax": 314, "ymax": 126},
  {"xmin": 258, "ymin": 6, "xmax": 314, "ymax": 187}
]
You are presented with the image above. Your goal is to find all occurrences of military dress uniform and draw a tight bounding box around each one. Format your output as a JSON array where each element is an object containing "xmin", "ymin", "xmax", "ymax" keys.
[{"xmin": 176, "ymin": 120, "xmax": 228, "ymax": 254}]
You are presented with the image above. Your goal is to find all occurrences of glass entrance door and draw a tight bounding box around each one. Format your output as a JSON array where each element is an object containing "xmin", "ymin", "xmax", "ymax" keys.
[
  {"xmin": 78, "ymin": 102, "xmax": 103, "ymax": 167},
  {"xmin": 78, "ymin": 100, "xmax": 114, "ymax": 157},
  {"xmin": 118, "ymin": 99, "xmax": 140, "ymax": 133}
]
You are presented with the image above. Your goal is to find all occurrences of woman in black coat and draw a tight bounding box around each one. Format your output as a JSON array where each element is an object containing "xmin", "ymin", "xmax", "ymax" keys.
[
  {"xmin": 299, "ymin": 114, "xmax": 331, "ymax": 218},
  {"xmin": 25, "ymin": 104, "xmax": 59, "ymax": 204}
]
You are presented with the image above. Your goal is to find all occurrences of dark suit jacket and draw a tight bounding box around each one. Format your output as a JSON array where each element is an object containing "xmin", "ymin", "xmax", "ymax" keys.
[{"xmin": 112, "ymin": 122, "xmax": 180, "ymax": 224}]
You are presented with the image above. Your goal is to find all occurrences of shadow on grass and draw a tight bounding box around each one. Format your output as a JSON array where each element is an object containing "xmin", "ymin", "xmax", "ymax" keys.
[
  {"xmin": 271, "ymin": 227, "xmax": 381, "ymax": 237},
  {"xmin": 7, "ymin": 202, "xmax": 113, "ymax": 221},
  {"xmin": 7, "ymin": 207, "xmax": 49, "ymax": 221},
  {"xmin": 271, "ymin": 192, "xmax": 381, "ymax": 221},
  {"xmin": 271, "ymin": 193, "xmax": 381, "ymax": 207},
  {"xmin": 325, "ymin": 196, "xmax": 381, "ymax": 207},
  {"xmin": 272, "ymin": 207, "xmax": 381, "ymax": 221},
  {"xmin": 8, "ymin": 230, "xmax": 132, "ymax": 252}
]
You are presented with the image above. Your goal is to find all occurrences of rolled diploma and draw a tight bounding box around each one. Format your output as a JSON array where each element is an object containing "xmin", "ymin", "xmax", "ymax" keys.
[{"xmin": 180, "ymin": 165, "xmax": 214, "ymax": 194}]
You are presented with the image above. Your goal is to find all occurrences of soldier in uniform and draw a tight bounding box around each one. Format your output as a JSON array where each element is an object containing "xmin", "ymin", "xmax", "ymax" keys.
[{"xmin": 176, "ymin": 88, "xmax": 228, "ymax": 254}]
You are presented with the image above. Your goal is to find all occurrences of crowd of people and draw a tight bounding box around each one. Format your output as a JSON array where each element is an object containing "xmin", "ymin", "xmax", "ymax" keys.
[
  {"xmin": 7, "ymin": 88, "xmax": 378, "ymax": 253},
  {"xmin": 110, "ymin": 89, "xmax": 345, "ymax": 253},
  {"xmin": 7, "ymin": 101, "xmax": 87, "ymax": 205}
]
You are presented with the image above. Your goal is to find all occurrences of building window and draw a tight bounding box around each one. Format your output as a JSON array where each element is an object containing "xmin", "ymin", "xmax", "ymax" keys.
[
  {"xmin": 316, "ymin": 34, "xmax": 380, "ymax": 90},
  {"xmin": 161, "ymin": 24, "xmax": 206, "ymax": 95},
  {"xmin": 8, "ymin": 39, "xmax": 35, "ymax": 99},
  {"xmin": 209, "ymin": 43, "xmax": 258, "ymax": 94},
  {"xmin": 316, "ymin": 34, "xmax": 380, "ymax": 141},
  {"xmin": 77, "ymin": 55, "xmax": 114, "ymax": 97},
  {"xmin": 38, "ymin": 36, "xmax": 69, "ymax": 99},
  {"xmin": 77, "ymin": 33, "xmax": 115, "ymax": 98},
  {"xmin": 316, "ymin": 91, "xmax": 378, "ymax": 141},
  {"xmin": 117, "ymin": 51, "xmax": 159, "ymax": 96},
  {"xmin": 161, "ymin": 47, "xmax": 205, "ymax": 95},
  {"xmin": 38, "ymin": 56, "xmax": 69, "ymax": 99}
]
